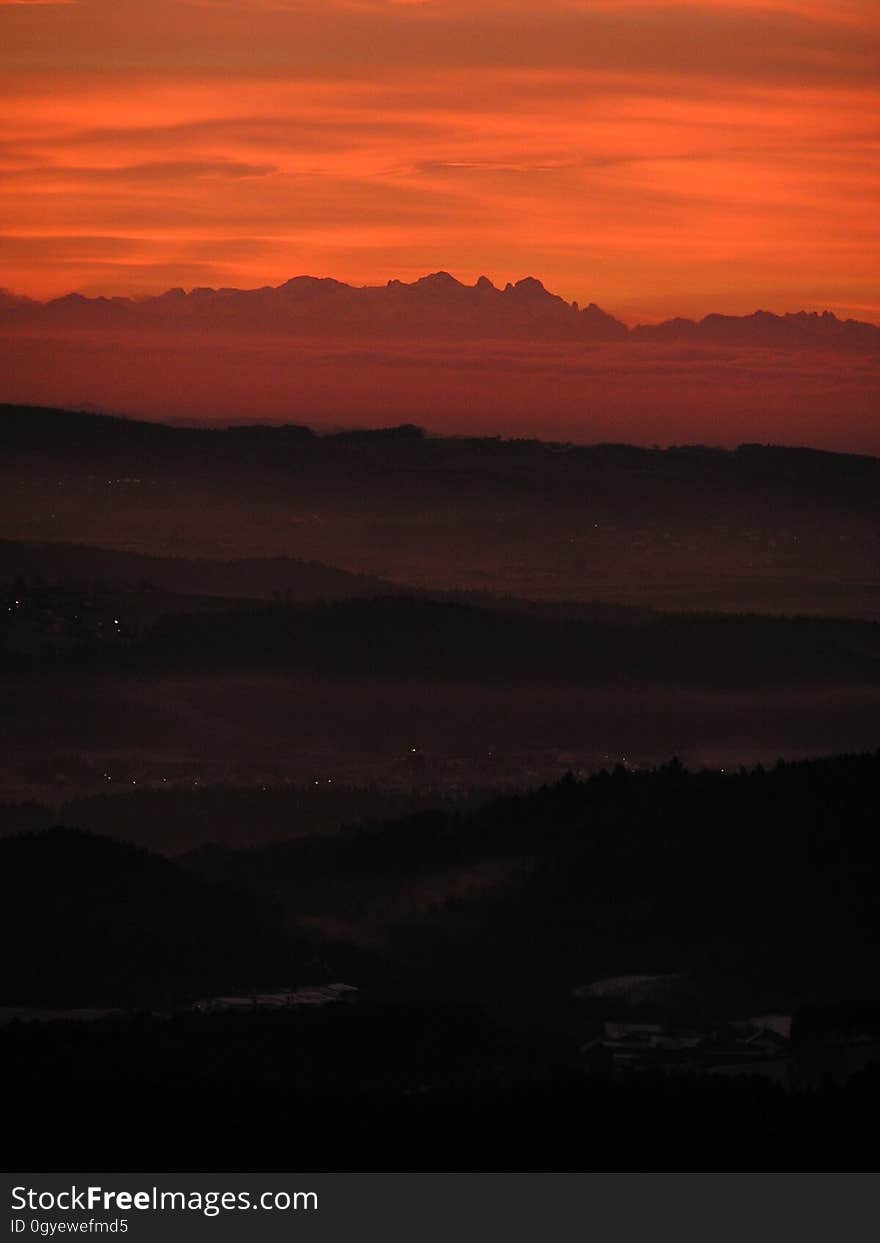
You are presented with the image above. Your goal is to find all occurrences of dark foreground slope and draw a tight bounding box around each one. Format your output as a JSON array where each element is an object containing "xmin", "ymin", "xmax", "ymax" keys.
[
  {"xmin": 0, "ymin": 828, "xmax": 307, "ymax": 1007},
  {"xmin": 4, "ymin": 752, "xmax": 880, "ymax": 1170},
  {"xmin": 8, "ymin": 1006, "xmax": 880, "ymax": 1171}
]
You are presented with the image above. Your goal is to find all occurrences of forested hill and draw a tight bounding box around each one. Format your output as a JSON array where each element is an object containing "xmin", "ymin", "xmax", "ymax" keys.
[
  {"xmin": 5, "ymin": 403, "xmax": 880, "ymax": 493},
  {"xmin": 6, "ymin": 593, "xmax": 879, "ymax": 686},
  {"xmin": 186, "ymin": 749, "xmax": 880, "ymax": 1008}
]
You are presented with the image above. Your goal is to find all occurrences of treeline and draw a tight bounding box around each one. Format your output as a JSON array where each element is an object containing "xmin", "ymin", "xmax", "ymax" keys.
[
  {"xmin": 6, "ymin": 403, "xmax": 880, "ymax": 494},
  {"xmin": 0, "ymin": 782, "xmax": 492, "ymax": 856},
  {"xmin": 186, "ymin": 751, "xmax": 880, "ymax": 1006},
  {"xmin": 7, "ymin": 594, "xmax": 880, "ymax": 685}
]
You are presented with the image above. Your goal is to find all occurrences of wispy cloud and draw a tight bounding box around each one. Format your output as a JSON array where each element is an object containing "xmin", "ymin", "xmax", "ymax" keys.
[{"xmin": 1, "ymin": 0, "xmax": 878, "ymax": 320}]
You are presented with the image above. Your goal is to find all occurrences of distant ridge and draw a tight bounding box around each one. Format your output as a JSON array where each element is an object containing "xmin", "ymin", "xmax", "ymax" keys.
[
  {"xmin": 2, "ymin": 274, "xmax": 876, "ymax": 348},
  {"xmin": 4, "ymin": 404, "xmax": 879, "ymax": 619},
  {"xmin": 631, "ymin": 308, "xmax": 880, "ymax": 349},
  {"xmin": 0, "ymin": 538, "xmax": 395, "ymax": 603},
  {"xmin": 5, "ymin": 402, "xmax": 880, "ymax": 467}
]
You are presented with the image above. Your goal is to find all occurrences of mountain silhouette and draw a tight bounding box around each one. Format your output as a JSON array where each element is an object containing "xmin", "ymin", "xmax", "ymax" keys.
[
  {"xmin": 632, "ymin": 309, "xmax": 880, "ymax": 349},
  {"xmin": 5, "ymin": 273, "xmax": 874, "ymax": 347},
  {"xmin": 0, "ymin": 273, "xmax": 625, "ymax": 341}
]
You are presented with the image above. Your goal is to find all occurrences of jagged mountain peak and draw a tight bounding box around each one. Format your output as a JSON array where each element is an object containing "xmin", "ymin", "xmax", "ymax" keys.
[{"xmin": 2, "ymin": 275, "xmax": 876, "ymax": 348}]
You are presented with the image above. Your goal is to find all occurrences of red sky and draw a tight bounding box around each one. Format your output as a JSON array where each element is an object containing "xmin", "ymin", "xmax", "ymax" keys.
[{"xmin": 2, "ymin": 0, "xmax": 879, "ymax": 324}]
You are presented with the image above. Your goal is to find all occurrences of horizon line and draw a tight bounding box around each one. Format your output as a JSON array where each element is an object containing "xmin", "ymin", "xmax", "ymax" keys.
[{"xmin": 5, "ymin": 400, "xmax": 880, "ymax": 464}]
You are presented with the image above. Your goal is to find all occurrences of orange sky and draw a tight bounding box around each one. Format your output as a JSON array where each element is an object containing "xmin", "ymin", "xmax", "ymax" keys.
[{"xmin": 1, "ymin": 0, "xmax": 879, "ymax": 322}]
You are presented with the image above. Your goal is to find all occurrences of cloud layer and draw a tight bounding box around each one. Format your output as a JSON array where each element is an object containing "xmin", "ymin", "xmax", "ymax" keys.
[{"xmin": 1, "ymin": 0, "xmax": 878, "ymax": 320}]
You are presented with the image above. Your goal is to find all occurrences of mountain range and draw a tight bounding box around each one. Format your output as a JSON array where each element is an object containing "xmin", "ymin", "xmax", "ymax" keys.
[{"xmin": 2, "ymin": 273, "xmax": 877, "ymax": 348}]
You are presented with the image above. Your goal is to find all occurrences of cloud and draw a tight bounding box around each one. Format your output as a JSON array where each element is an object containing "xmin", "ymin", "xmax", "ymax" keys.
[
  {"xmin": 1, "ymin": 0, "xmax": 877, "ymax": 320},
  {"xmin": 2, "ymin": 0, "xmax": 877, "ymax": 85}
]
